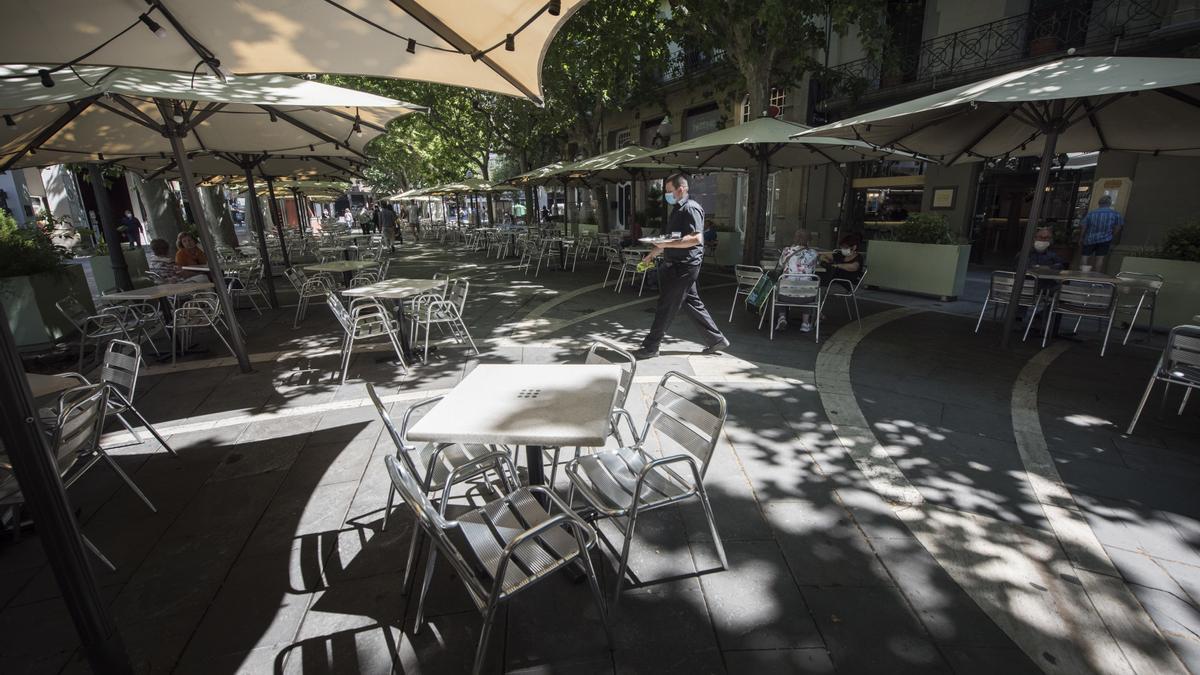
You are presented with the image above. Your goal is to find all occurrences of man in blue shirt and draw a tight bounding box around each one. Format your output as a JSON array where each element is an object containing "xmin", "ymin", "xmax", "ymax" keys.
[{"xmin": 1078, "ymin": 195, "xmax": 1123, "ymax": 272}]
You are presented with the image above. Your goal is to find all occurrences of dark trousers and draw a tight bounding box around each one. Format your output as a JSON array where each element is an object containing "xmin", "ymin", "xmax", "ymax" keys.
[{"xmin": 642, "ymin": 262, "xmax": 725, "ymax": 350}]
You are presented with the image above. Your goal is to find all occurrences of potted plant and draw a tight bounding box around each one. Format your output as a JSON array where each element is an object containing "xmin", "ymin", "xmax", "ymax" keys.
[
  {"xmin": 1119, "ymin": 222, "xmax": 1200, "ymax": 329},
  {"xmin": 863, "ymin": 213, "xmax": 973, "ymax": 300},
  {"xmin": 0, "ymin": 210, "xmax": 93, "ymax": 349}
]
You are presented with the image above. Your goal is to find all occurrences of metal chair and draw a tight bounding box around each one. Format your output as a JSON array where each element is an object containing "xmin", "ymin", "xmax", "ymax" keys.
[
  {"xmin": 56, "ymin": 296, "xmax": 139, "ymax": 370},
  {"xmin": 169, "ymin": 299, "xmax": 236, "ymax": 365},
  {"xmin": 601, "ymin": 247, "xmax": 624, "ymax": 288},
  {"xmin": 729, "ymin": 265, "xmax": 765, "ymax": 322},
  {"xmin": 1126, "ymin": 325, "xmax": 1200, "ymax": 435},
  {"xmin": 55, "ymin": 384, "xmax": 159, "ymax": 514},
  {"xmin": 617, "ymin": 249, "xmax": 649, "ymax": 295},
  {"xmin": 975, "ymin": 271, "xmax": 1041, "ymax": 340},
  {"xmin": 1040, "ymin": 280, "xmax": 1119, "ymax": 356},
  {"xmin": 760, "ymin": 273, "xmax": 822, "ymax": 342},
  {"xmin": 825, "ymin": 266, "xmax": 868, "ymax": 329},
  {"xmin": 545, "ymin": 339, "xmax": 638, "ymax": 489},
  {"xmin": 284, "ymin": 267, "xmax": 331, "ymax": 328},
  {"xmin": 565, "ymin": 371, "xmax": 729, "ymax": 607},
  {"xmin": 1115, "ymin": 272, "xmax": 1164, "ymax": 345},
  {"xmin": 325, "ymin": 293, "xmax": 407, "ymax": 384},
  {"xmin": 385, "ymin": 451, "xmax": 610, "ymax": 675},
  {"xmin": 57, "ymin": 340, "xmax": 176, "ymax": 457},
  {"xmin": 412, "ymin": 280, "xmax": 479, "ymax": 362}
]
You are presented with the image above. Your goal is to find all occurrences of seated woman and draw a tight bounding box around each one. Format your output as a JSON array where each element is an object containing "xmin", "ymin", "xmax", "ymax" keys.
[
  {"xmin": 174, "ymin": 232, "xmax": 208, "ymax": 269},
  {"xmin": 148, "ymin": 238, "xmax": 205, "ymax": 284},
  {"xmin": 819, "ymin": 232, "xmax": 864, "ymax": 289},
  {"xmin": 774, "ymin": 229, "xmax": 820, "ymax": 333}
]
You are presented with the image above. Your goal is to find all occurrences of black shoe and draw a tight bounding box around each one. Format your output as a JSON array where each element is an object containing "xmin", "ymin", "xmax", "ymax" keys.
[
  {"xmin": 631, "ymin": 346, "xmax": 659, "ymax": 359},
  {"xmin": 701, "ymin": 338, "xmax": 730, "ymax": 355}
]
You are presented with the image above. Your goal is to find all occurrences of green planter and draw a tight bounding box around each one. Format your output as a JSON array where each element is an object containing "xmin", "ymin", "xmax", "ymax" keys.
[
  {"xmin": 863, "ymin": 240, "xmax": 972, "ymax": 300},
  {"xmin": 86, "ymin": 249, "xmax": 150, "ymax": 292},
  {"xmin": 1118, "ymin": 257, "xmax": 1200, "ymax": 329},
  {"xmin": 0, "ymin": 265, "xmax": 94, "ymax": 350}
]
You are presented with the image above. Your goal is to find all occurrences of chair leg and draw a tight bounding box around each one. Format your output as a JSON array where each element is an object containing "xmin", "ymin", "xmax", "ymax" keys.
[
  {"xmin": 413, "ymin": 546, "xmax": 439, "ymax": 632},
  {"xmin": 471, "ymin": 596, "xmax": 503, "ymax": 675},
  {"xmin": 1041, "ymin": 301, "xmax": 1057, "ymax": 348},
  {"xmin": 1123, "ymin": 296, "xmax": 1146, "ymax": 346},
  {"xmin": 1023, "ymin": 298, "xmax": 1040, "ymax": 343},
  {"xmin": 123, "ymin": 404, "xmax": 177, "ymax": 457},
  {"xmin": 1126, "ymin": 370, "xmax": 1160, "ymax": 435},
  {"xmin": 729, "ymin": 287, "xmax": 738, "ymax": 322},
  {"xmin": 99, "ymin": 450, "xmax": 157, "ymax": 513},
  {"xmin": 1178, "ymin": 387, "xmax": 1191, "ymax": 416},
  {"xmin": 114, "ymin": 412, "xmax": 144, "ymax": 445},
  {"xmin": 852, "ymin": 295, "xmax": 862, "ymax": 328},
  {"xmin": 401, "ymin": 525, "xmax": 422, "ymax": 594},
  {"xmin": 974, "ymin": 294, "xmax": 991, "ymax": 333},
  {"xmin": 81, "ymin": 535, "xmax": 117, "ymax": 572},
  {"xmin": 611, "ymin": 508, "xmax": 641, "ymax": 610},
  {"xmin": 579, "ymin": 540, "xmax": 613, "ymax": 639},
  {"xmin": 459, "ymin": 319, "xmax": 479, "ymax": 355},
  {"xmin": 1100, "ymin": 311, "xmax": 1116, "ymax": 357},
  {"xmin": 694, "ymin": 474, "xmax": 729, "ymax": 570}
]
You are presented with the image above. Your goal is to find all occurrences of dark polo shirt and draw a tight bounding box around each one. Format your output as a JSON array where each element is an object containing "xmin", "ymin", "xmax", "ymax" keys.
[{"xmin": 664, "ymin": 196, "xmax": 704, "ymax": 266}]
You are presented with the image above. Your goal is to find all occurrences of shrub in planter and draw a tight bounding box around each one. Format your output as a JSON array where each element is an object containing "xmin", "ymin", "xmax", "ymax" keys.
[
  {"xmin": 0, "ymin": 211, "xmax": 91, "ymax": 348},
  {"xmin": 866, "ymin": 213, "xmax": 972, "ymax": 299},
  {"xmin": 0, "ymin": 210, "xmax": 73, "ymax": 277},
  {"xmin": 1158, "ymin": 222, "xmax": 1200, "ymax": 262},
  {"xmin": 892, "ymin": 213, "xmax": 962, "ymax": 245},
  {"xmin": 1119, "ymin": 222, "xmax": 1200, "ymax": 329}
]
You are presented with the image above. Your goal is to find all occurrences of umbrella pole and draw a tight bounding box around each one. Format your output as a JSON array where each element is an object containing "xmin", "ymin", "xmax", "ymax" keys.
[
  {"xmin": 166, "ymin": 130, "xmax": 253, "ymax": 373},
  {"xmin": 264, "ymin": 176, "xmax": 291, "ymax": 267},
  {"xmin": 0, "ymin": 307, "xmax": 133, "ymax": 673},
  {"xmin": 87, "ymin": 164, "xmax": 134, "ymax": 291},
  {"xmin": 242, "ymin": 169, "xmax": 280, "ymax": 309},
  {"xmin": 1001, "ymin": 99, "xmax": 1065, "ymax": 348}
]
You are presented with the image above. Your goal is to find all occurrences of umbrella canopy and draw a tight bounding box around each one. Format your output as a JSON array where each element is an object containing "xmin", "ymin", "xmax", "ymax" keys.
[
  {"xmin": 643, "ymin": 116, "xmax": 913, "ymax": 170},
  {"xmin": 795, "ymin": 56, "xmax": 1200, "ymax": 163},
  {"xmin": 0, "ymin": 65, "xmax": 421, "ymax": 171},
  {"xmin": 0, "ymin": 0, "xmax": 587, "ymax": 103},
  {"xmin": 796, "ymin": 56, "xmax": 1200, "ymax": 347},
  {"xmin": 121, "ymin": 154, "xmax": 365, "ymax": 183},
  {"xmin": 425, "ymin": 177, "xmax": 506, "ymax": 194},
  {"xmin": 506, "ymin": 161, "xmax": 567, "ymax": 186}
]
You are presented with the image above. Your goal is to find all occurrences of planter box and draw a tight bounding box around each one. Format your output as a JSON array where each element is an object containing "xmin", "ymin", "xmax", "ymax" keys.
[
  {"xmin": 1118, "ymin": 257, "xmax": 1200, "ymax": 329},
  {"xmin": 86, "ymin": 249, "xmax": 150, "ymax": 292},
  {"xmin": 864, "ymin": 240, "xmax": 972, "ymax": 300},
  {"xmin": 0, "ymin": 266, "xmax": 94, "ymax": 350}
]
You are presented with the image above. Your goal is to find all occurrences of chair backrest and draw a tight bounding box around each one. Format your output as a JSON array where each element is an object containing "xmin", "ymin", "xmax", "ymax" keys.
[
  {"xmin": 1056, "ymin": 280, "xmax": 1117, "ymax": 314},
  {"xmin": 449, "ymin": 280, "xmax": 469, "ymax": 312},
  {"xmin": 284, "ymin": 267, "xmax": 305, "ymax": 291},
  {"xmin": 989, "ymin": 271, "xmax": 1039, "ymax": 302},
  {"xmin": 324, "ymin": 293, "xmax": 353, "ymax": 333},
  {"xmin": 585, "ymin": 339, "xmax": 637, "ymax": 409},
  {"xmin": 56, "ymin": 296, "xmax": 89, "ymax": 330},
  {"xmin": 644, "ymin": 372, "xmax": 726, "ymax": 477},
  {"xmin": 605, "ymin": 247, "xmax": 621, "ymax": 263},
  {"xmin": 734, "ymin": 265, "xmax": 764, "ymax": 287},
  {"xmin": 776, "ymin": 273, "xmax": 820, "ymax": 301},
  {"xmin": 1116, "ymin": 271, "xmax": 1164, "ymax": 309},
  {"xmin": 100, "ymin": 339, "xmax": 141, "ymax": 403},
  {"xmin": 1163, "ymin": 325, "xmax": 1200, "ymax": 377},
  {"xmin": 53, "ymin": 384, "xmax": 108, "ymax": 463}
]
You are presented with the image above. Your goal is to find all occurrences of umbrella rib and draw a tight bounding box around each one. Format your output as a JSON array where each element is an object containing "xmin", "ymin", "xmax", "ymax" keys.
[
  {"xmin": 322, "ymin": 107, "xmax": 390, "ymax": 133},
  {"xmin": 697, "ymin": 146, "xmax": 730, "ymax": 168},
  {"xmin": 387, "ymin": 0, "xmax": 542, "ymax": 104},
  {"xmin": 257, "ymin": 105, "xmax": 366, "ymax": 159},
  {"xmin": 946, "ymin": 110, "xmax": 1014, "ymax": 165},
  {"xmin": 0, "ymin": 96, "xmax": 99, "ymax": 173},
  {"xmin": 314, "ymin": 156, "xmax": 364, "ymax": 179},
  {"xmin": 806, "ymin": 145, "xmax": 847, "ymax": 175},
  {"xmin": 1154, "ymin": 87, "xmax": 1200, "ymax": 112},
  {"xmin": 147, "ymin": 160, "xmax": 179, "ymax": 182},
  {"xmin": 879, "ymin": 112, "xmax": 958, "ymax": 149},
  {"xmin": 108, "ymin": 94, "xmax": 167, "ymax": 133},
  {"xmin": 152, "ymin": 1, "xmax": 226, "ymax": 78},
  {"xmin": 1079, "ymin": 98, "xmax": 1109, "ymax": 151},
  {"xmin": 184, "ymin": 103, "xmax": 227, "ymax": 132},
  {"xmin": 94, "ymin": 100, "xmax": 161, "ymax": 132}
]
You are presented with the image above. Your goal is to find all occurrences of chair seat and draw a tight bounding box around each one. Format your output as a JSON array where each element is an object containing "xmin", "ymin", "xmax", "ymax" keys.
[
  {"xmin": 569, "ymin": 446, "xmax": 692, "ymax": 515},
  {"xmin": 456, "ymin": 487, "xmax": 582, "ymax": 597},
  {"xmin": 352, "ymin": 318, "xmax": 398, "ymax": 339},
  {"xmin": 1166, "ymin": 364, "xmax": 1200, "ymax": 383},
  {"xmin": 412, "ymin": 442, "xmax": 495, "ymax": 487}
]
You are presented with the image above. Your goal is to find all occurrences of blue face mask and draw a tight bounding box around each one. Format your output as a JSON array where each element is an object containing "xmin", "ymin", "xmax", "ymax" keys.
[{"xmin": 664, "ymin": 192, "xmax": 677, "ymax": 206}]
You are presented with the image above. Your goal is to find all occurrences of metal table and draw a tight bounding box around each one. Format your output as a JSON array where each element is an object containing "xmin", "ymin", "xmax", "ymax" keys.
[
  {"xmin": 342, "ymin": 278, "xmax": 444, "ymax": 362},
  {"xmin": 304, "ymin": 260, "xmax": 378, "ymax": 286},
  {"xmin": 407, "ymin": 364, "xmax": 622, "ymax": 491}
]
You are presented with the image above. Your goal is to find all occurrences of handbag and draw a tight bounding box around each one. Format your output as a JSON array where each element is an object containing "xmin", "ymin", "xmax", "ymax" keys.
[{"xmin": 745, "ymin": 273, "xmax": 775, "ymax": 314}]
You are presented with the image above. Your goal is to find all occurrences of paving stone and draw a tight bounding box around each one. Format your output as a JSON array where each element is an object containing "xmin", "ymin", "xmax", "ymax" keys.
[
  {"xmin": 692, "ymin": 540, "xmax": 823, "ymax": 650},
  {"xmin": 764, "ymin": 499, "xmax": 892, "ymax": 588},
  {"xmin": 720, "ymin": 648, "xmax": 834, "ymax": 674},
  {"xmin": 802, "ymin": 586, "xmax": 950, "ymax": 673}
]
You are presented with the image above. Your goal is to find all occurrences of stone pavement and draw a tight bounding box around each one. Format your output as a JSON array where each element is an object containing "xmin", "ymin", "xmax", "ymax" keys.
[{"xmin": 2, "ymin": 238, "xmax": 1196, "ymax": 674}]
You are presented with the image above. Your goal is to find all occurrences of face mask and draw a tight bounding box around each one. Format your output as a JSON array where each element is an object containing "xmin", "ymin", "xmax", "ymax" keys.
[
  {"xmin": 664, "ymin": 192, "xmax": 677, "ymax": 206},
  {"xmin": 840, "ymin": 247, "xmax": 852, "ymax": 257},
  {"xmin": 1033, "ymin": 240, "xmax": 1051, "ymax": 252},
  {"xmin": 124, "ymin": 212, "xmax": 132, "ymax": 218}
]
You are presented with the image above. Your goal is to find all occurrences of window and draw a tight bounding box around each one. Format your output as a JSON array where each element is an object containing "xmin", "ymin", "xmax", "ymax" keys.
[
  {"xmin": 741, "ymin": 87, "xmax": 788, "ymax": 122},
  {"xmin": 606, "ymin": 129, "xmax": 631, "ymax": 151},
  {"xmin": 683, "ymin": 103, "xmax": 721, "ymax": 140}
]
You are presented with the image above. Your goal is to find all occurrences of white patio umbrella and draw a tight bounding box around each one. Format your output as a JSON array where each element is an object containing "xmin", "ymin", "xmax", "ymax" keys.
[
  {"xmin": 0, "ymin": 65, "xmax": 420, "ymax": 372},
  {"xmin": 797, "ymin": 56, "xmax": 1200, "ymax": 344},
  {"xmin": 0, "ymin": 0, "xmax": 586, "ymax": 103},
  {"xmin": 643, "ymin": 116, "xmax": 919, "ymax": 262}
]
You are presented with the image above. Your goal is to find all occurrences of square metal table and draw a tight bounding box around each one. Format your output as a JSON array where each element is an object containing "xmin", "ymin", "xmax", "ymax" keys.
[
  {"xmin": 26, "ymin": 372, "xmax": 81, "ymax": 399},
  {"xmin": 407, "ymin": 364, "xmax": 622, "ymax": 489}
]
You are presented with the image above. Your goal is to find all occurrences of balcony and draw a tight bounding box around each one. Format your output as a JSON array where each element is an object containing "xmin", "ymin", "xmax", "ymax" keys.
[{"xmin": 826, "ymin": 0, "xmax": 1167, "ymax": 106}]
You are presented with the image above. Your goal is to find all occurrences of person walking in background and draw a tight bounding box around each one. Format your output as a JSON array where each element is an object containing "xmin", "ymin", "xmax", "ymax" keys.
[
  {"xmin": 633, "ymin": 173, "xmax": 729, "ymax": 359},
  {"xmin": 1078, "ymin": 194, "xmax": 1123, "ymax": 272},
  {"xmin": 119, "ymin": 209, "xmax": 143, "ymax": 249},
  {"xmin": 377, "ymin": 203, "xmax": 398, "ymax": 253}
]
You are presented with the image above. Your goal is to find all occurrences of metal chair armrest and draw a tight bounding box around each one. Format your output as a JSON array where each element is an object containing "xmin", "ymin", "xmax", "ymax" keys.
[
  {"xmin": 610, "ymin": 408, "xmax": 642, "ymax": 445},
  {"xmin": 630, "ymin": 453, "xmax": 701, "ymax": 509},
  {"xmin": 439, "ymin": 450, "xmax": 519, "ymax": 513}
]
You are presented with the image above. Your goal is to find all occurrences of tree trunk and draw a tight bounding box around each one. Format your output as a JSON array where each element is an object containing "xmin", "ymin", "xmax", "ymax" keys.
[
  {"xmin": 592, "ymin": 186, "xmax": 609, "ymax": 232},
  {"xmin": 740, "ymin": 58, "xmax": 773, "ymax": 265},
  {"xmin": 136, "ymin": 176, "xmax": 184, "ymax": 245}
]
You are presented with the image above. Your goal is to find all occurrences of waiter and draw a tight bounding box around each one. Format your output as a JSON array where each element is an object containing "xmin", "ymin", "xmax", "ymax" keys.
[{"xmin": 632, "ymin": 174, "xmax": 729, "ymax": 359}]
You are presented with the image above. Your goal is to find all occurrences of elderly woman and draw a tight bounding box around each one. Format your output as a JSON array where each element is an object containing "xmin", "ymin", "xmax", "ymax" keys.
[
  {"xmin": 819, "ymin": 232, "xmax": 864, "ymax": 288},
  {"xmin": 174, "ymin": 232, "xmax": 207, "ymax": 268},
  {"xmin": 774, "ymin": 229, "xmax": 820, "ymax": 333}
]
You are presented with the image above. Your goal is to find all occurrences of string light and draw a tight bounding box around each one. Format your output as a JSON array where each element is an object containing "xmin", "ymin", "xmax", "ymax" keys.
[
  {"xmin": 548, "ymin": 0, "xmax": 561, "ymax": 16},
  {"xmin": 38, "ymin": 69, "xmax": 54, "ymax": 88},
  {"xmin": 98, "ymin": 153, "xmax": 105, "ymax": 160},
  {"xmin": 172, "ymin": 103, "xmax": 185, "ymax": 124},
  {"xmin": 407, "ymin": 39, "xmax": 416, "ymax": 54},
  {"xmin": 505, "ymin": 34, "xmax": 515, "ymax": 51},
  {"xmin": 3, "ymin": 115, "xmax": 14, "ymax": 127},
  {"xmin": 139, "ymin": 13, "xmax": 167, "ymax": 38},
  {"xmin": 268, "ymin": 109, "xmax": 278, "ymax": 123}
]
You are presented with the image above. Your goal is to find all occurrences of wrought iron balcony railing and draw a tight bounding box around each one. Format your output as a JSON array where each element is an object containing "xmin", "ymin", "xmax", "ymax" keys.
[{"xmin": 828, "ymin": 0, "xmax": 1165, "ymax": 101}]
